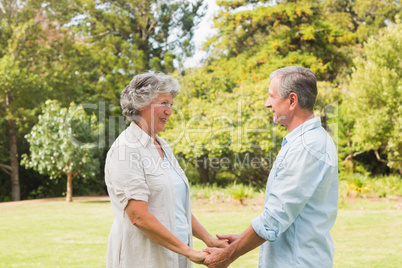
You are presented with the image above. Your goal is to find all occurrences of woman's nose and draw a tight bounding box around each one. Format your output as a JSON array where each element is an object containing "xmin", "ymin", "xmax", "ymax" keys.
[{"xmin": 165, "ymin": 107, "xmax": 172, "ymax": 115}]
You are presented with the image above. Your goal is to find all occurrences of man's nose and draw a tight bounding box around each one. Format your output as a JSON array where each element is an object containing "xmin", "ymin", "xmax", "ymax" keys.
[{"xmin": 265, "ymin": 99, "xmax": 271, "ymax": 108}]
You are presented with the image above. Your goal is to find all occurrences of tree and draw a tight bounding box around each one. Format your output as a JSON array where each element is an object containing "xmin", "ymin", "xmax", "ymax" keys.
[
  {"xmin": 321, "ymin": 0, "xmax": 402, "ymax": 83},
  {"xmin": 22, "ymin": 100, "xmax": 104, "ymax": 202},
  {"xmin": 0, "ymin": 0, "xmax": 79, "ymax": 201},
  {"xmin": 203, "ymin": 0, "xmax": 355, "ymax": 82},
  {"xmin": 162, "ymin": 0, "xmax": 355, "ymax": 185},
  {"xmin": 0, "ymin": 1, "xmax": 46, "ymax": 201},
  {"xmin": 346, "ymin": 20, "xmax": 402, "ymax": 174},
  {"xmin": 161, "ymin": 69, "xmax": 284, "ymax": 186},
  {"xmin": 0, "ymin": 0, "xmax": 206, "ymax": 201},
  {"xmin": 323, "ymin": 0, "xmax": 402, "ymax": 43},
  {"xmin": 69, "ymin": 0, "xmax": 204, "ymax": 106}
]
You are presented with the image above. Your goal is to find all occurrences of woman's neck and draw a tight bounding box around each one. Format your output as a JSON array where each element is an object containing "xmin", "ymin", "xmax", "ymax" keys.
[{"xmin": 136, "ymin": 121, "xmax": 156, "ymax": 140}]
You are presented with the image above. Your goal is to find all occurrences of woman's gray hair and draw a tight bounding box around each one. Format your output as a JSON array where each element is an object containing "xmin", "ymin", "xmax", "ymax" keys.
[
  {"xmin": 270, "ymin": 66, "xmax": 317, "ymax": 111},
  {"xmin": 120, "ymin": 72, "xmax": 180, "ymax": 122}
]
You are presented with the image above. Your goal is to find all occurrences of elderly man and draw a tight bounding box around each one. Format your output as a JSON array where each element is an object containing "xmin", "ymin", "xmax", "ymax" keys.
[{"xmin": 204, "ymin": 66, "xmax": 338, "ymax": 268}]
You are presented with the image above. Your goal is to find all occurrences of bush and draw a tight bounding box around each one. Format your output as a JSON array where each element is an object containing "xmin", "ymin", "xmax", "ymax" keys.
[
  {"xmin": 339, "ymin": 174, "xmax": 402, "ymax": 198},
  {"xmin": 190, "ymin": 183, "xmax": 259, "ymax": 205},
  {"xmin": 227, "ymin": 183, "xmax": 256, "ymax": 205},
  {"xmin": 190, "ymin": 183, "xmax": 225, "ymax": 200}
]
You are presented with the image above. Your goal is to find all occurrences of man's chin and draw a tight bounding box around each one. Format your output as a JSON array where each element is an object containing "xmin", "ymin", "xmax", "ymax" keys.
[{"xmin": 275, "ymin": 115, "xmax": 288, "ymax": 125}]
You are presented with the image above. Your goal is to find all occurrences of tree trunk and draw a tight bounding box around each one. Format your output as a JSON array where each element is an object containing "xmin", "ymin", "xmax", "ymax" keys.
[
  {"xmin": 66, "ymin": 173, "xmax": 73, "ymax": 202},
  {"xmin": 7, "ymin": 118, "xmax": 20, "ymax": 201},
  {"xmin": 195, "ymin": 156, "xmax": 210, "ymax": 184}
]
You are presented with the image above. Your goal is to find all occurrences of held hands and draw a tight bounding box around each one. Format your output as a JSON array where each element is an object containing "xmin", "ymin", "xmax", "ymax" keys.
[
  {"xmin": 188, "ymin": 234, "xmax": 238, "ymax": 267},
  {"xmin": 201, "ymin": 234, "xmax": 239, "ymax": 267},
  {"xmin": 203, "ymin": 247, "xmax": 230, "ymax": 268},
  {"xmin": 188, "ymin": 249, "xmax": 208, "ymax": 265}
]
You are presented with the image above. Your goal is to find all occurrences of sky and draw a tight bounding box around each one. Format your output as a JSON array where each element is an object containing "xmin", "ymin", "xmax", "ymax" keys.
[
  {"xmin": 183, "ymin": 0, "xmax": 219, "ymax": 68},
  {"xmin": 183, "ymin": 0, "xmax": 271, "ymax": 68}
]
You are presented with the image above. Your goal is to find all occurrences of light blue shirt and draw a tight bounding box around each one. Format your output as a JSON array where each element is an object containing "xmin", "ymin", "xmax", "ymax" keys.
[
  {"xmin": 162, "ymin": 151, "xmax": 190, "ymax": 245},
  {"xmin": 251, "ymin": 117, "xmax": 338, "ymax": 268}
]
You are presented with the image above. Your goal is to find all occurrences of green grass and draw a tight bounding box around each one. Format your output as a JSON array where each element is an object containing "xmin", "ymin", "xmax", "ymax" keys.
[
  {"xmin": 0, "ymin": 200, "xmax": 114, "ymax": 267},
  {"xmin": 0, "ymin": 197, "xmax": 401, "ymax": 267}
]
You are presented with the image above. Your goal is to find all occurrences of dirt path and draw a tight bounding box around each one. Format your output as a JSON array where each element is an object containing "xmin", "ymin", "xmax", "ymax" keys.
[{"xmin": 0, "ymin": 196, "xmax": 110, "ymax": 206}]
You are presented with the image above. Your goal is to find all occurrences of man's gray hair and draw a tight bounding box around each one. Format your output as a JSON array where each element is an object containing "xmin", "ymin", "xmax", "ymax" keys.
[
  {"xmin": 120, "ymin": 72, "xmax": 180, "ymax": 122},
  {"xmin": 270, "ymin": 66, "xmax": 317, "ymax": 111}
]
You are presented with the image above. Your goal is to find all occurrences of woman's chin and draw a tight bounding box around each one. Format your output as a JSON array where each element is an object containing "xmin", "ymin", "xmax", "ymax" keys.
[{"xmin": 156, "ymin": 125, "xmax": 165, "ymax": 134}]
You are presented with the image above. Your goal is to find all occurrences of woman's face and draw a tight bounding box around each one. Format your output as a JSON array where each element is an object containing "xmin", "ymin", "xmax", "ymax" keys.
[{"xmin": 138, "ymin": 93, "xmax": 174, "ymax": 136}]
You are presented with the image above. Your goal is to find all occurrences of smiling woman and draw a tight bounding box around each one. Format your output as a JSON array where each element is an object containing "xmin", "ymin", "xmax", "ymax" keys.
[
  {"xmin": 104, "ymin": 71, "xmax": 229, "ymax": 268},
  {"xmin": 138, "ymin": 93, "xmax": 174, "ymax": 141}
]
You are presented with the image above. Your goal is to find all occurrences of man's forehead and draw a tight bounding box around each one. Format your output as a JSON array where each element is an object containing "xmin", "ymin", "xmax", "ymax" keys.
[{"xmin": 268, "ymin": 79, "xmax": 278, "ymax": 94}]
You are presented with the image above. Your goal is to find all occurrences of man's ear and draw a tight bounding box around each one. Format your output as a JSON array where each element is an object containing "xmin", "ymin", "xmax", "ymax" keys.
[{"xmin": 289, "ymin": 92, "xmax": 298, "ymax": 110}]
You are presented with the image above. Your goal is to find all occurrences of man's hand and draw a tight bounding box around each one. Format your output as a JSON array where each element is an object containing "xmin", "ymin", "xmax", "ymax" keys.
[
  {"xmin": 203, "ymin": 247, "xmax": 231, "ymax": 268},
  {"xmin": 205, "ymin": 227, "xmax": 264, "ymax": 267},
  {"xmin": 216, "ymin": 234, "xmax": 240, "ymax": 245},
  {"xmin": 207, "ymin": 237, "xmax": 229, "ymax": 248}
]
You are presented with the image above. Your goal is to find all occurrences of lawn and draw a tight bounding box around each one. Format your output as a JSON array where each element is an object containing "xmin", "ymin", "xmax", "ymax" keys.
[{"xmin": 0, "ymin": 197, "xmax": 401, "ymax": 267}]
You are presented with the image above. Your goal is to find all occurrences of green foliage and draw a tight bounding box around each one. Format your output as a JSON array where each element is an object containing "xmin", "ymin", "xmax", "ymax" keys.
[
  {"xmin": 0, "ymin": 0, "xmax": 94, "ymax": 200},
  {"xmin": 190, "ymin": 183, "xmax": 260, "ymax": 203},
  {"xmin": 22, "ymin": 100, "xmax": 103, "ymax": 180},
  {"xmin": 369, "ymin": 175, "xmax": 402, "ymax": 198},
  {"xmin": 346, "ymin": 20, "xmax": 402, "ymax": 173},
  {"xmin": 323, "ymin": 0, "xmax": 402, "ymax": 43},
  {"xmin": 204, "ymin": 0, "xmax": 355, "ymax": 81},
  {"xmin": 1, "ymin": 0, "xmax": 401, "ymax": 199},
  {"xmin": 339, "ymin": 174, "xmax": 402, "ymax": 198},
  {"xmin": 162, "ymin": 70, "xmax": 279, "ymax": 186},
  {"xmin": 162, "ymin": 0, "xmax": 353, "ymax": 185},
  {"xmin": 0, "ymin": 0, "xmax": 204, "ymax": 200},
  {"xmin": 70, "ymin": 0, "xmax": 204, "ymax": 104},
  {"xmin": 0, "ymin": 0, "xmax": 80, "ymax": 116},
  {"xmin": 190, "ymin": 183, "xmax": 226, "ymax": 200},
  {"xmin": 228, "ymin": 183, "xmax": 256, "ymax": 205}
]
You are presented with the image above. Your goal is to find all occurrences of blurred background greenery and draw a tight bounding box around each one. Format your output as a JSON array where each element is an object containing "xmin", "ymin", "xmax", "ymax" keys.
[{"xmin": 1, "ymin": 0, "xmax": 401, "ymax": 202}]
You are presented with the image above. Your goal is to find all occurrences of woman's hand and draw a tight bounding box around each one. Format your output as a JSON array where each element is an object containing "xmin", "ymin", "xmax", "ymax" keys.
[
  {"xmin": 187, "ymin": 249, "xmax": 209, "ymax": 264},
  {"xmin": 191, "ymin": 214, "xmax": 230, "ymax": 250}
]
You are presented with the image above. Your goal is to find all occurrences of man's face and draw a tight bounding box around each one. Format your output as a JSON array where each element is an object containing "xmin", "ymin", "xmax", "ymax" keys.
[{"xmin": 265, "ymin": 78, "xmax": 291, "ymax": 127}]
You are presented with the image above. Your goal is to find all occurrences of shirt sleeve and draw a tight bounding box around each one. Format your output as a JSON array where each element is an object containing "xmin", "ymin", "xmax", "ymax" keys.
[
  {"xmin": 251, "ymin": 144, "xmax": 330, "ymax": 242},
  {"xmin": 107, "ymin": 146, "xmax": 150, "ymax": 209}
]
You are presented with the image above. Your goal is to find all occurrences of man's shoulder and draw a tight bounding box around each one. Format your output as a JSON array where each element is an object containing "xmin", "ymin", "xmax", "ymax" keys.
[{"xmin": 295, "ymin": 126, "xmax": 337, "ymax": 166}]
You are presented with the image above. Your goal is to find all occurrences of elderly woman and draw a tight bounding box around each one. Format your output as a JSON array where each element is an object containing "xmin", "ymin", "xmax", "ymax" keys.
[{"xmin": 105, "ymin": 72, "xmax": 227, "ymax": 268}]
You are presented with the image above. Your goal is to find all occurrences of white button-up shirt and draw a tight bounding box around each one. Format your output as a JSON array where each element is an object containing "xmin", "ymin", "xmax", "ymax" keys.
[{"xmin": 105, "ymin": 122, "xmax": 193, "ymax": 268}]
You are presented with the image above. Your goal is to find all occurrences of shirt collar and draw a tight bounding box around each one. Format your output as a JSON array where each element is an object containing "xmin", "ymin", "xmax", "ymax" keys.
[
  {"xmin": 128, "ymin": 122, "xmax": 167, "ymax": 148},
  {"xmin": 282, "ymin": 116, "xmax": 322, "ymax": 147}
]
